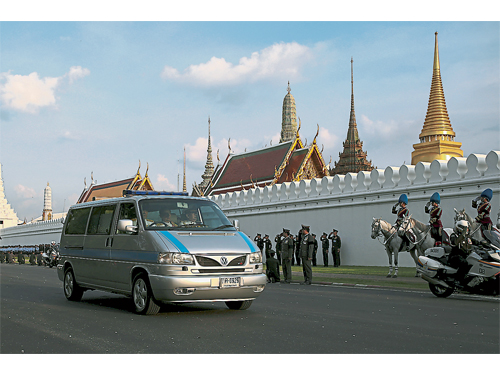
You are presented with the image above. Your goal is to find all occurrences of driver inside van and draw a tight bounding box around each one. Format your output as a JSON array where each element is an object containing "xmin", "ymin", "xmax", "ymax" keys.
[
  {"xmin": 159, "ymin": 209, "xmax": 178, "ymax": 227},
  {"xmin": 180, "ymin": 208, "xmax": 200, "ymax": 226}
]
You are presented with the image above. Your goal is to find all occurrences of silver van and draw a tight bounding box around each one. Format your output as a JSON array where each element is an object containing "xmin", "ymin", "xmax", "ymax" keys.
[{"xmin": 57, "ymin": 190, "xmax": 266, "ymax": 314}]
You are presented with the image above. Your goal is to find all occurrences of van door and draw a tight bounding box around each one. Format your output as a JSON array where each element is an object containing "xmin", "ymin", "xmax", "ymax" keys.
[
  {"xmin": 108, "ymin": 202, "xmax": 143, "ymax": 292},
  {"xmin": 83, "ymin": 204, "xmax": 117, "ymax": 288},
  {"xmin": 61, "ymin": 207, "xmax": 91, "ymax": 283}
]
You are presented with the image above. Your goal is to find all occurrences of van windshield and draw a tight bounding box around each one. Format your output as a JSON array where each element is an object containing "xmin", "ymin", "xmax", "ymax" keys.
[{"xmin": 139, "ymin": 198, "xmax": 235, "ymax": 231}]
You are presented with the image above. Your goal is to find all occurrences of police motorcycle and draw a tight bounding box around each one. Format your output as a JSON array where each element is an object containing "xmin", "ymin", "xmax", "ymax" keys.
[
  {"xmin": 417, "ymin": 221, "xmax": 500, "ymax": 298},
  {"xmin": 42, "ymin": 241, "xmax": 59, "ymax": 268}
]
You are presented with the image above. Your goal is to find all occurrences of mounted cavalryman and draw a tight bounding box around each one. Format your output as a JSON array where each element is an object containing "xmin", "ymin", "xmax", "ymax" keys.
[
  {"xmin": 473, "ymin": 188, "xmax": 493, "ymax": 231},
  {"xmin": 392, "ymin": 193, "xmax": 410, "ymax": 251},
  {"xmin": 425, "ymin": 192, "xmax": 443, "ymax": 246}
]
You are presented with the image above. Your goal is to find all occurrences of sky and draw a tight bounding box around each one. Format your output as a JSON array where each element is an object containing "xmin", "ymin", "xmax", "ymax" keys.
[{"xmin": 1, "ymin": 4, "xmax": 499, "ymax": 222}]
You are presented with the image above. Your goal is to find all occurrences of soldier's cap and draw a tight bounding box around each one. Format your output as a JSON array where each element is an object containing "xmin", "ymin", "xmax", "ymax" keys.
[
  {"xmin": 269, "ymin": 250, "xmax": 276, "ymax": 255},
  {"xmin": 322, "ymin": 232, "xmax": 327, "ymax": 236},
  {"xmin": 264, "ymin": 234, "xmax": 269, "ymax": 237},
  {"xmin": 312, "ymin": 233, "xmax": 316, "ymax": 237},
  {"xmin": 283, "ymin": 228, "xmax": 290, "ymax": 234},
  {"xmin": 257, "ymin": 233, "xmax": 261, "ymax": 236},
  {"xmin": 301, "ymin": 225, "xmax": 310, "ymax": 231},
  {"xmin": 333, "ymin": 229, "xmax": 338, "ymax": 232}
]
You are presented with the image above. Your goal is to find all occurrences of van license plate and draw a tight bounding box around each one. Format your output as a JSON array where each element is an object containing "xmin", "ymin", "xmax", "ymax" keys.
[{"xmin": 220, "ymin": 276, "xmax": 240, "ymax": 288}]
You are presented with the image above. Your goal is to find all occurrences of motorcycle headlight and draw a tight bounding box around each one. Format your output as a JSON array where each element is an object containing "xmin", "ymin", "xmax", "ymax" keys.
[
  {"xmin": 158, "ymin": 253, "xmax": 194, "ymax": 265},
  {"xmin": 249, "ymin": 252, "xmax": 262, "ymax": 264}
]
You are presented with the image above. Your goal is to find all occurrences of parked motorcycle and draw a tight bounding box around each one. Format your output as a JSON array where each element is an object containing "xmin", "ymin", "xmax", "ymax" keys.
[
  {"xmin": 42, "ymin": 242, "xmax": 59, "ymax": 268},
  {"xmin": 417, "ymin": 230, "xmax": 500, "ymax": 298}
]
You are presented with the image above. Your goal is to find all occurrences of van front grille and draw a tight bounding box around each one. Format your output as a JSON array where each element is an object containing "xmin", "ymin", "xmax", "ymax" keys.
[
  {"xmin": 228, "ymin": 256, "xmax": 246, "ymax": 266},
  {"xmin": 197, "ymin": 268, "xmax": 246, "ymax": 274},
  {"xmin": 196, "ymin": 255, "xmax": 247, "ymax": 267}
]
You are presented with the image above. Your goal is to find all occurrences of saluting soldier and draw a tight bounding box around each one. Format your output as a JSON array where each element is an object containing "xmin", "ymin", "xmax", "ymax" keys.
[
  {"xmin": 254, "ymin": 233, "xmax": 264, "ymax": 251},
  {"xmin": 263, "ymin": 234, "xmax": 272, "ymax": 260},
  {"xmin": 473, "ymin": 188, "xmax": 493, "ymax": 231},
  {"xmin": 321, "ymin": 233, "xmax": 329, "ymax": 267},
  {"xmin": 392, "ymin": 193, "xmax": 410, "ymax": 252},
  {"xmin": 265, "ymin": 250, "xmax": 280, "ymax": 283},
  {"xmin": 329, "ymin": 229, "xmax": 342, "ymax": 267},
  {"xmin": 37, "ymin": 251, "xmax": 43, "ymax": 266},
  {"xmin": 280, "ymin": 229, "xmax": 293, "ymax": 283},
  {"xmin": 295, "ymin": 229, "xmax": 302, "ymax": 266},
  {"xmin": 311, "ymin": 234, "xmax": 318, "ymax": 266},
  {"xmin": 18, "ymin": 251, "xmax": 25, "ymax": 265},
  {"xmin": 425, "ymin": 192, "xmax": 444, "ymax": 246},
  {"xmin": 300, "ymin": 225, "xmax": 315, "ymax": 285}
]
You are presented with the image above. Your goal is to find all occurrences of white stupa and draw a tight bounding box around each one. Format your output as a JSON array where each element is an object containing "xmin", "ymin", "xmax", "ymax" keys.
[{"xmin": 0, "ymin": 164, "xmax": 20, "ymax": 229}]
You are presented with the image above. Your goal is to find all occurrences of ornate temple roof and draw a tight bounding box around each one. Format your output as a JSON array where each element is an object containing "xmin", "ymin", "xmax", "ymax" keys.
[
  {"xmin": 330, "ymin": 58, "xmax": 375, "ymax": 176},
  {"xmin": 77, "ymin": 163, "xmax": 154, "ymax": 203},
  {"xmin": 204, "ymin": 124, "xmax": 329, "ymax": 196},
  {"xmin": 411, "ymin": 32, "xmax": 463, "ymax": 164}
]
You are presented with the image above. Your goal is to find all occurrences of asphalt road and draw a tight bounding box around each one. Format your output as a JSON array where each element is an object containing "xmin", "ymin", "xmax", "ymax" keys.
[{"xmin": 1, "ymin": 264, "xmax": 499, "ymax": 354}]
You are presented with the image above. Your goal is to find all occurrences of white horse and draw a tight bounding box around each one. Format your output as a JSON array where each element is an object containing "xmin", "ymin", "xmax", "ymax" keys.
[
  {"xmin": 399, "ymin": 215, "xmax": 450, "ymax": 253},
  {"xmin": 371, "ymin": 218, "xmax": 421, "ymax": 278}
]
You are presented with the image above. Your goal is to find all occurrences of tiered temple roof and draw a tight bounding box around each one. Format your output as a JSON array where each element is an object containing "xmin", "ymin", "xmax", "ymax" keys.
[
  {"xmin": 411, "ymin": 32, "xmax": 463, "ymax": 164},
  {"xmin": 0, "ymin": 164, "xmax": 19, "ymax": 229},
  {"xmin": 77, "ymin": 163, "xmax": 154, "ymax": 203},
  {"xmin": 330, "ymin": 58, "xmax": 375, "ymax": 176}
]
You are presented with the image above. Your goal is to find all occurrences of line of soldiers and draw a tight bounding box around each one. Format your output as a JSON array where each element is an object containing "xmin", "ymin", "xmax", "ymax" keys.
[
  {"xmin": 0, "ymin": 250, "xmax": 45, "ymax": 266},
  {"xmin": 255, "ymin": 225, "xmax": 342, "ymax": 285}
]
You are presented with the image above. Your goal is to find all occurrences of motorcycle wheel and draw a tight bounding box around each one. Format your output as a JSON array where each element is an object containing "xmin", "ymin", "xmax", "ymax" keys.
[
  {"xmin": 132, "ymin": 274, "xmax": 160, "ymax": 315},
  {"xmin": 64, "ymin": 268, "xmax": 84, "ymax": 301},
  {"xmin": 429, "ymin": 283, "xmax": 454, "ymax": 298}
]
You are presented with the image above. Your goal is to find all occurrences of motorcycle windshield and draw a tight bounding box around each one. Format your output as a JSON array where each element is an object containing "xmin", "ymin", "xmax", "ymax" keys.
[{"xmin": 484, "ymin": 230, "xmax": 500, "ymax": 249}]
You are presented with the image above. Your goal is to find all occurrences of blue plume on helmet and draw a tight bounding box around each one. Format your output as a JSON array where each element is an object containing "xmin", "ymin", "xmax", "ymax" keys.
[
  {"xmin": 481, "ymin": 188, "xmax": 493, "ymax": 201},
  {"xmin": 398, "ymin": 194, "xmax": 408, "ymax": 205},
  {"xmin": 430, "ymin": 192, "xmax": 440, "ymax": 204}
]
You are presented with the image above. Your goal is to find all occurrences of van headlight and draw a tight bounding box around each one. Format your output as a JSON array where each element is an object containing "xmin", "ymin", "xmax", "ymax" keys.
[
  {"xmin": 158, "ymin": 253, "xmax": 194, "ymax": 265},
  {"xmin": 249, "ymin": 252, "xmax": 262, "ymax": 264}
]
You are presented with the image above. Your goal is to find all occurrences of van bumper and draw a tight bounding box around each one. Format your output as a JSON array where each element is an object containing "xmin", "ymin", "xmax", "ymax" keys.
[{"xmin": 148, "ymin": 273, "xmax": 267, "ymax": 302}]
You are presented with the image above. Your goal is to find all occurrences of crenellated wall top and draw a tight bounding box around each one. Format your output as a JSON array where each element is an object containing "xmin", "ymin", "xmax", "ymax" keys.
[{"xmin": 210, "ymin": 151, "xmax": 500, "ymax": 208}]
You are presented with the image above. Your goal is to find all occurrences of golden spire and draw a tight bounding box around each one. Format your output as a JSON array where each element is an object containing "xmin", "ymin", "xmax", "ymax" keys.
[{"xmin": 411, "ymin": 32, "xmax": 463, "ymax": 164}]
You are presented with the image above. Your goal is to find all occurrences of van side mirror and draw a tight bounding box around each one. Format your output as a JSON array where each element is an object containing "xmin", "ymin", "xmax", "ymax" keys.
[
  {"xmin": 117, "ymin": 219, "xmax": 138, "ymax": 234},
  {"xmin": 232, "ymin": 219, "xmax": 240, "ymax": 231}
]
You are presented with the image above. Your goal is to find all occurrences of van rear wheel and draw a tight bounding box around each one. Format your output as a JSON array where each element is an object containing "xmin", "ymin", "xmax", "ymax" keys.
[
  {"xmin": 64, "ymin": 268, "xmax": 84, "ymax": 301},
  {"xmin": 225, "ymin": 300, "xmax": 253, "ymax": 310},
  {"xmin": 132, "ymin": 274, "xmax": 160, "ymax": 315}
]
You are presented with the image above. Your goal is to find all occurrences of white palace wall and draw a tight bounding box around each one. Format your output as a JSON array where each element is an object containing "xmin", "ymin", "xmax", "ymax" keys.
[
  {"xmin": 1, "ymin": 151, "xmax": 499, "ymax": 267},
  {"xmin": 210, "ymin": 151, "xmax": 500, "ymax": 267}
]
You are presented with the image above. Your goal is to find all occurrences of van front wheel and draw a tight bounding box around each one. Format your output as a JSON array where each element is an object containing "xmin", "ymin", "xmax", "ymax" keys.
[
  {"xmin": 225, "ymin": 300, "xmax": 253, "ymax": 310},
  {"xmin": 64, "ymin": 268, "xmax": 84, "ymax": 301},
  {"xmin": 132, "ymin": 274, "xmax": 160, "ymax": 315}
]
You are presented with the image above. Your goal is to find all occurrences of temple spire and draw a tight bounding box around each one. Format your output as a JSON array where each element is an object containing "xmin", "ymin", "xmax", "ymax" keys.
[
  {"xmin": 280, "ymin": 81, "xmax": 298, "ymax": 143},
  {"xmin": 183, "ymin": 147, "xmax": 187, "ymax": 193},
  {"xmin": 200, "ymin": 116, "xmax": 215, "ymax": 189},
  {"xmin": 330, "ymin": 57, "xmax": 374, "ymax": 176},
  {"xmin": 411, "ymin": 32, "xmax": 463, "ymax": 164}
]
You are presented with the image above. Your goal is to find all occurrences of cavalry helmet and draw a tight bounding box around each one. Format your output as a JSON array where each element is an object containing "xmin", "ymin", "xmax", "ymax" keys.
[
  {"xmin": 480, "ymin": 188, "xmax": 493, "ymax": 201},
  {"xmin": 430, "ymin": 192, "xmax": 440, "ymax": 204},
  {"xmin": 398, "ymin": 194, "xmax": 408, "ymax": 205},
  {"xmin": 455, "ymin": 219, "xmax": 469, "ymax": 234}
]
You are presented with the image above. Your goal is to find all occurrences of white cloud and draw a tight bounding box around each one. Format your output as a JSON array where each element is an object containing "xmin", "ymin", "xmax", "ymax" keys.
[
  {"xmin": 67, "ymin": 66, "xmax": 90, "ymax": 84},
  {"xmin": 0, "ymin": 66, "xmax": 90, "ymax": 113},
  {"xmin": 161, "ymin": 42, "xmax": 312, "ymax": 87},
  {"xmin": 155, "ymin": 174, "xmax": 176, "ymax": 191},
  {"xmin": 14, "ymin": 184, "xmax": 38, "ymax": 199},
  {"xmin": 0, "ymin": 72, "xmax": 59, "ymax": 113}
]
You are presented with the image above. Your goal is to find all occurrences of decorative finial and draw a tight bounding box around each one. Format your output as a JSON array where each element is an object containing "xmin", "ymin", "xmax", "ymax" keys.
[
  {"xmin": 287, "ymin": 81, "xmax": 291, "ymax": 94},
  {"xmin": 91, "ymin": 171, "xmax": 94, "ymax": 184},
  {"xmin": 228, "ymin": 138, "xmax": 232, "ymax": 153},
  {"xmin": 217, "ymin": 149, "xmax": 220, "ymax": 164},
  {"xmin": 313, "ymin": 124, "xmax": 319, "ymax": 144},
  {"xmin": 296, "ymin": 117, "xmax": 301, "ymax": 137},
  {"xmin": 84, "ymin": 177, "xmax": 87, "ymax": 189},
  {"xmin": 145, "ymin": 162, "xmax": 149, "ymax": 177},
  {"xmin": 270, "ymin": 140, "xmax": 272, "ymax": 146}
]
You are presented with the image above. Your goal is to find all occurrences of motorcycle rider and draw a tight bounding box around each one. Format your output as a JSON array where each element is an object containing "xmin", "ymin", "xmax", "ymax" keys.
[
  {"xmin": 425, "ymin": 192, "xmax": 443, "ymax": 246},
  {"xmin": 472, "ymin": 188, "xmax": 493, "ymax": 231},
  {"xmin": 392, "ymin": 194, "xmax": 410, "ymax": 251}
]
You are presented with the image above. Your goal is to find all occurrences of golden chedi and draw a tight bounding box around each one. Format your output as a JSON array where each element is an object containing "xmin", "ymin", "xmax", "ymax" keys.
[{"xmin": 411, "ymin": 32, "xmax": 463, "ymax": 165}]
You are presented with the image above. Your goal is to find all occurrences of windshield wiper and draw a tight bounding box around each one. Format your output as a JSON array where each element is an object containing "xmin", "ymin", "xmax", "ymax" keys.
[{"xmin": 212, "ymin": 224, "xmax": 234, "ymax": 231}]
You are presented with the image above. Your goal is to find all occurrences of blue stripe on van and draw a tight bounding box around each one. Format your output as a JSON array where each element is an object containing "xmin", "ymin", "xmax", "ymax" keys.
[
  {"xmin": 158, "ymin": 231, "xmax": 190, "ymax": 254},
  {"xmin": 238, "ymin": 232, "xmax": 259, "ymax": 253}
]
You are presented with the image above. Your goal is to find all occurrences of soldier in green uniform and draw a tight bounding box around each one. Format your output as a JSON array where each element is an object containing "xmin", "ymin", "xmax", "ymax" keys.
[
  {"xmin": 300, "ymin": 225, "xmax": 314, "ymax": 285},
  {"xmin": 295, "ymin": 229, "xmax": 302, "ymax": 266},
  {"xmin": 0, "ymin": 251, "xmax": 5, "ymax": 263},
  {"xmin": 329, "ymin": 229, "xmax": 342, "ymax": 267},
  {"xmin": 321, "ymin": 233, "xmax": 329, "ymax": 267},
  {"xmin": 280, "ymin": 229, "xmax": 293, "ymax": 283},
  {"xmin": 29, "ymin": 251, "xmax": 36, "ymax": 265},
  {"xmin": 274, "ymin": 233, "xmax": 282, "ymax": 263},
  {"xmin": 265, "ymin": 250, "xmax": 280, "ymax": 283},
  {"xmin": 311, "ymin": 234, "xmax": 318, "ymax": 266},
  {"xmin": 18, "ymin": 251, "xmax": 25, "ymax": 265}
]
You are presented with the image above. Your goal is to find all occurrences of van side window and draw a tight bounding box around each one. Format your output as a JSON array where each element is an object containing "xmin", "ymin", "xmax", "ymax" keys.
[
  {"xmin": 87, "ymin": 205, "xmax": 116, "ymax": 235},
  {"xmin": 64, "ymin": 207, "xmax": 91, "ymax": 235},
  {"xmin": 116, "ymin": 203, "xmax": 137, "ymax": 234}
]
